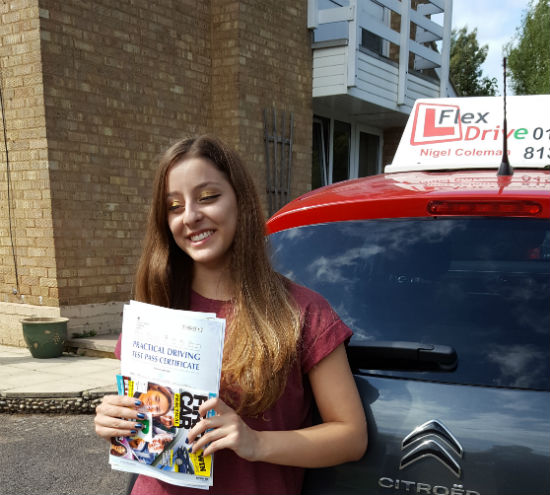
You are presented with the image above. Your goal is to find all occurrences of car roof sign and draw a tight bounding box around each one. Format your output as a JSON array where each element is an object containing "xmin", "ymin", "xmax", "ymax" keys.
[{"xmin": 385, "ymin": 95, "xmax": 550, "ymax": 173}]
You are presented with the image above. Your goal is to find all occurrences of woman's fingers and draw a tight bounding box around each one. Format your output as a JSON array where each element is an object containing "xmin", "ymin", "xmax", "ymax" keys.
[
  {"xmin": 191, "ymin": 431, "xmax": 219, "ymax": 457},
  {"xmin": 187, "ymin": 397, "xmax": 231, "ymax": 444},
  {"xmin": 199, "ymin": 432, "xmax": 237, "ymax": 458},
  {"xmin": 98, "ymin": 394, "xmax": 142, "ymax": 412},
  {"xmin": 94, "ymin": 395, "xmax": 144, "ymax": 440},
  {"xmin": 95, "ymin": 418, "xmax": 139, "ymax": 440},
  {"xmin": 188, "ymin": 416, "xmax": 227, "ymax": 453},
  {"xmin": 187, "ymin": 397, "xmax": 260, "ymax": 461},
  {"xmin": 197, "ymin": 396, "xmax": 231, "ymax": 417}
]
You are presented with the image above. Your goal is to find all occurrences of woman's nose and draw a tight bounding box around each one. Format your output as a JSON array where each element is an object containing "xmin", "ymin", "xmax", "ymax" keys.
[{"xmin": 183, "ymin": 204, "xmax": 203, "ymax": 224}]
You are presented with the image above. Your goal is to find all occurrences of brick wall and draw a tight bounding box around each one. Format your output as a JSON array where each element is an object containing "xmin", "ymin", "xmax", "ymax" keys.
[
  {"xmin": 0, "ymin": 0, "xmax": 57, "ymax": 344},
  {"xmin": 40, "ymin": 0, "xmax": 212, "ymax": 311},
  {"xmin": 0, "ymin": 0, "xmax": 313, "ymax": 345},
  {"xmin": 210, "ymin": 0, "xmax": 312, "ymax": 213}
]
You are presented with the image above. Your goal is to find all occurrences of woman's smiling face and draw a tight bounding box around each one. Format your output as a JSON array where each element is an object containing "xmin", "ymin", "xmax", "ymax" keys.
[{"xmin": 165, "ymin": 157, "xmax": 238, "ymax": 273}]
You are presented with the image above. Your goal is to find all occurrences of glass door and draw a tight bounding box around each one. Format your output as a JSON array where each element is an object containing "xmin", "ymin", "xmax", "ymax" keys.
[
  {"xmin": 313, "ymin": 118, "xmax": 382, "ymax": 188},
  {"xmin": 355, "ymin": 127, "xmax": 382, "ymax": 177}
]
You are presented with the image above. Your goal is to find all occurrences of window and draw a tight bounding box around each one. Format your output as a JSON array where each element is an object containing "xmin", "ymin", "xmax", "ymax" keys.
[
  {"xmin": 357, "ymin": 131, "xmax": 381, "ymax": 177},
  {"xmin": 359, "ymin": 0, "xmax": 390, "ymax": 58},
  {"xmin": 312, "ymin": 117, "xmax": 330, "ymax": 190},
  {"xmin": 270, "ymin": 218, "xmax": 550, "ymax": 391},
  {"xmin": 361, "ymin": 29, "xmax": 383, "ymax": 54},
  {"xmin": 332, "ymin": 121, "xmax": 351, "ymax": 183},
  {"xmin": 312, "ymin": 117, "xmax": 381, "ymax": 187}
]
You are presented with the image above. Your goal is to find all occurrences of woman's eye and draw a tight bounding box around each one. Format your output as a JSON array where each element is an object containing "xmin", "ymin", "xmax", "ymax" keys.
[
  {"xmin": 167, "ymin": 201, "xmax": 183, "ymax": 211},
  {"xmin": 199, "ymin": 193, "xmax": 220, "ymax": 202}
]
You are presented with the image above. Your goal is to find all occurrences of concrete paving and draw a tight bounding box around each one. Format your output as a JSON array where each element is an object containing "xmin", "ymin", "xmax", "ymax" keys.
[{"xmin": 0, "ymin": 335, "xmax": 120, "ymax": 405}]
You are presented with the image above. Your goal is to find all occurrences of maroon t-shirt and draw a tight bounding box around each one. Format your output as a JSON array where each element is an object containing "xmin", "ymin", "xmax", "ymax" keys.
[{"xmin": 114, "ymin": 282, "xmax": 352, "ymax": 495}]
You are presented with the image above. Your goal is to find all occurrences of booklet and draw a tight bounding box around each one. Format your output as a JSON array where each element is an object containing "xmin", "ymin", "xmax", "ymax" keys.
[{"xmin": 109, "ymin": 300, "xmax": 225, "ymax": 489}]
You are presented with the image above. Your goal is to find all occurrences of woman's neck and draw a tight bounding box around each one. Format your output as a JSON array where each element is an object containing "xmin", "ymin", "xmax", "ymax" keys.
[{"xmin": 191, "ymin": 264, "xmax": 234, "ymax": 301}]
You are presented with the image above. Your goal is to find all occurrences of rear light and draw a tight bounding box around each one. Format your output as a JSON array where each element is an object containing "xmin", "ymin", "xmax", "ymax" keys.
[{"xmin": 427, "ymin": 200, "xmax": 543, "ymax": 216}]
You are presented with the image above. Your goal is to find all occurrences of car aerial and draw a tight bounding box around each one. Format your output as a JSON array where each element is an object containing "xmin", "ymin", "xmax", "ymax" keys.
[{"xmin": 266, "ymin": 96, "xmax": 549, "ymax": 495}]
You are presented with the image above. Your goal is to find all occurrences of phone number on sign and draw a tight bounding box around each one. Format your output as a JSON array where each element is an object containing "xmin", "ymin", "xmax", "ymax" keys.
[{"xmin": 524, "ymin": 147, "xmax": 550, "ymax": 160}]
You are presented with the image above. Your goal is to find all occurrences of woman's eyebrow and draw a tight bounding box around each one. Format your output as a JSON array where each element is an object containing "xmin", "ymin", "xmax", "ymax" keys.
[
  {"xmin": 193, "ymin": 181, "xmax": 223, "ymax": 190},
  {"xmin": 166, "ymin": 181, "xmax": 223, "ymax": 197}
]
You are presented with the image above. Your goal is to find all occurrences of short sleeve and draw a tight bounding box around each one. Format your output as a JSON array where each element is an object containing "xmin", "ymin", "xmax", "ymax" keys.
[
  {"xmin": 114, "ymin": 333, "xmax": 122, "ymax": 360},
  {"xmin": 289, "ymin": 282, "xmax": 353, "ymax": 374}
]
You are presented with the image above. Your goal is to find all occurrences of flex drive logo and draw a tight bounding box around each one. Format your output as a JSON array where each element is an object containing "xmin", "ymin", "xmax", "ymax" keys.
[
  {"xmin": 411, "ymin": 103, "xmax": 493, "ymax": 145},
  {"xmin": 387, "ymin": 96, "xmax": 550, "ymax": 172}
]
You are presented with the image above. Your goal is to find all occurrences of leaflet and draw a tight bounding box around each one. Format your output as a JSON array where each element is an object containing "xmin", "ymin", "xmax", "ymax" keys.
[{"xmin": 109, "ymin": 301, "xmax": 225, "ymax": 489}]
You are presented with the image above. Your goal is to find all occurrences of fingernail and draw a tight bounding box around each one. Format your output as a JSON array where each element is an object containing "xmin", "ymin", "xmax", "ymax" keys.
[
  {"xmin": 130, "ymin": 430, "xmax": 137, "ymax": 435},
  {"xmin": 137, "ymin": 413, "xmax": 145, "ymax": 419},
  {"xmin": 135, "ymin": 423, "xmax": 143, "ymax": 429},
  {"xmin": 185, "ymin": 438, "xmax": 189, "ymax": 444},
  {"xmin": 134, "ymin": 400, "xmax": 142, "ymax": 406}
]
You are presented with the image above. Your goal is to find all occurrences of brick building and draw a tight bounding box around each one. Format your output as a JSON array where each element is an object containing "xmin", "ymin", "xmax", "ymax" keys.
[
  {"xmin": 0, "ymin": 0, "xmax": 312, "ymax": 345},
  {"xmin": 0, "ymin": 0, "xmax": 453, "ymax": 346}
]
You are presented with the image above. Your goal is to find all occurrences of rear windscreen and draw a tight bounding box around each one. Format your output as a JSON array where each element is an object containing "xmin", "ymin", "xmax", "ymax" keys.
[{"xmin": 269, "ymin": 217, "xmax": 550, "ymax": 391}]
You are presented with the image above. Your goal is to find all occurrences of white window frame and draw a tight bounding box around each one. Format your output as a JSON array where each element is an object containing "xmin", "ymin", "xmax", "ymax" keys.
[{"xmin": 314, "ymin": 116, "xmax": 383, "ymax": 186}]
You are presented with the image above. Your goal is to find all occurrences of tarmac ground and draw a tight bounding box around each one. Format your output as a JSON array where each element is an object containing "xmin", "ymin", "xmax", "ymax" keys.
[
  {"xmin": 0, "ymin": 413, "xmax": 131, "ymax": 495},
  {"xmin": 0, "ymin": 336, "xmax": 131, "ymax": 494}
]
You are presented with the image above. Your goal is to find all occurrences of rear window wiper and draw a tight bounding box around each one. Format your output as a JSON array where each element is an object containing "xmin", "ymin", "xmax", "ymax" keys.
[{"xmin": 347, "ymin": 341, "xmax": 458, "ymax": 372}]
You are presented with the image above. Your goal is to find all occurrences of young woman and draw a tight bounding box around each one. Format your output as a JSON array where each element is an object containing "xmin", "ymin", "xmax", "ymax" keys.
[{"xmin": 94, "ymin": 135, "xmax": 367, "ymax": 495}]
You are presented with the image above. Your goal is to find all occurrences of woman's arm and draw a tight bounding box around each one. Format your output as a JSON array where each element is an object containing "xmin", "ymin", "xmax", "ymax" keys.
[{"xmin": 187, "ymin": 343, "xmax": 367, "ymax": 467}]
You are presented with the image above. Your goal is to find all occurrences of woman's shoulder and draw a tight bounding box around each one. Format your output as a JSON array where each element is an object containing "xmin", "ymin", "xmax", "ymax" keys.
[
  {"xmin": 284, "ymin": 279, "xmax": 343, "ymax": 327},
  {"xmin": 284, "ymin": 279, "xmax": 352, "ymax": 372},
  {"xmin": 285, "ymin": 279, "xmax": 331, "ymax": 310}
]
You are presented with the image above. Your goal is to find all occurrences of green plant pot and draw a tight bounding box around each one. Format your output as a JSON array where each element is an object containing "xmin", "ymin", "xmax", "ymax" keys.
[{"xmin": 21, "ymin": 317, "xmax": 69, "ymax": 359}]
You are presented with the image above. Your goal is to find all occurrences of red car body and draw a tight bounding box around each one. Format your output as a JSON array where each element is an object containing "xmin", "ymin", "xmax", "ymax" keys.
[{"xmin": 267, "ymin": 170, "xmax": 550, "ymax": 234}]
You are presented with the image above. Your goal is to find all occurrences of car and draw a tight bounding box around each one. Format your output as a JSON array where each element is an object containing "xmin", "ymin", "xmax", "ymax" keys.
[{"xmin": 266, "ymin": 96, "xmax": 550, "ymax": 495}]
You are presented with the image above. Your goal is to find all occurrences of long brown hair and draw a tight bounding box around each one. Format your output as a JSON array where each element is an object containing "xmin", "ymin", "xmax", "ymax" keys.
[{"xmin": 134, "ymin": 135, "xmax": 301, "ymax": 415}]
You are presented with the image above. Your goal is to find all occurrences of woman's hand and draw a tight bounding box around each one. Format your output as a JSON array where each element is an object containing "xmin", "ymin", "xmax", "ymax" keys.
[
  {"xmin": 94, "ymin": 394, "xmax": 145, "ymax": 441},
  {"xmin": 187, "ymin": 397, "xmax": 261, "ymax": 461},
  {"xmin": 193, "ymin": 344, "xmax": 366, "ymax": 468},
  {"xmin": 187, "ymin": 344, "xmax": 366, "ymax": 468}
]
